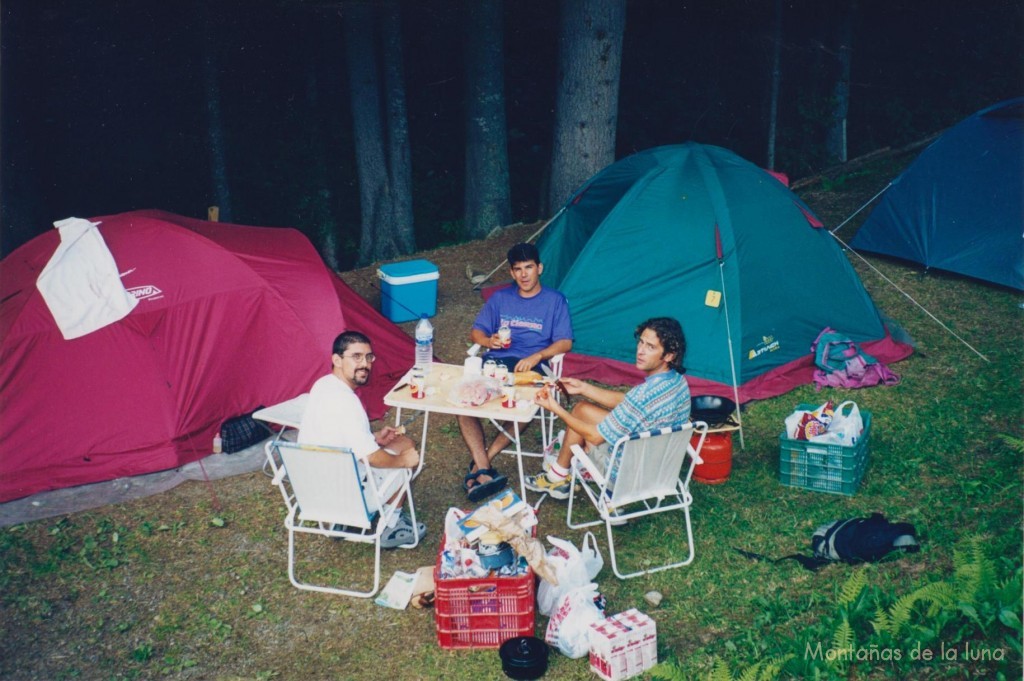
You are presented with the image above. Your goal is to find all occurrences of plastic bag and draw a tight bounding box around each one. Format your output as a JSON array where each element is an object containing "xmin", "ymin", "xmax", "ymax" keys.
[
  {"xmin": 446, "ymin": 376, "xmax": 502, "ymax": 407},
  {"xmin": 443, "ymin": 507, "xmax": 467, "ymax": 545},
  {"xmin": 810, "ymin": 400, "xmax": 863, "ymax": 446},
  {"xmin": 536, "ymin": 535, "xmax": 591, "ymax": 616},
  {"xmin": 784, "ymin": 401, "xmax": 834, "ymax": 440},
  {"xmin": 581, "ymin": 532, "xmax": 604, "ymax": 580},
  {"xmin": 545, "ymin": 583, "xmax": 605, "ymax": 658}
]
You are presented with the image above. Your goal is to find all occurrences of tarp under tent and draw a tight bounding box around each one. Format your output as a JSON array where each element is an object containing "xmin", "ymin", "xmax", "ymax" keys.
[
  {"xmin": 0, "ymin": 209, "xmax": 414, "ymax": 503},
  {"xmin": 851, "ymin": 98, "xmax": 1024, "ymax": 291},
  {"xmin": 536, "ymin": 142, "xmax": 913, "ymax": 402}
]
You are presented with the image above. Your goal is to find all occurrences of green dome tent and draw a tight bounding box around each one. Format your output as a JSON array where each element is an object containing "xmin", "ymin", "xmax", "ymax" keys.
[{"xmin": 537, "ymin": 142, "xmax": 912, "ymax": 402}]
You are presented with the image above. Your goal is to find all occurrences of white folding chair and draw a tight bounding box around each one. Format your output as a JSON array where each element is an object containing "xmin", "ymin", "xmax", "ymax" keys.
[
  {"xmin": 253, "ymin": 393, "xmax": 310, "ymax": 478},
  {"xmin": 467, "ymin": 343, "xmax": 566, "ymax": 457},
  {"xmin": 269, "ymin": 441, "xmax": 419, "ymax": 598},
  {"xmin": 566, "ymin": 421, "xmax": 708, "ymax": 580}
]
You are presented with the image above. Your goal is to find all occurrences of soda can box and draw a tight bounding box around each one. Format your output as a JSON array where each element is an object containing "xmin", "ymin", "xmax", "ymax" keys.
[
  {"xmin": 588, "ymin": 608, "xmax": 657, "ymax": 681},
  {"xmin": 377, "ymin": 259, "xmax": 439, "ymax": 323}
]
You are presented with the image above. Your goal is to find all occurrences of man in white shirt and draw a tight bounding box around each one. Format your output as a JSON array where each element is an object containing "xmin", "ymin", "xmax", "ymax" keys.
[{"xmin": 299, "ymin": 330, "xmax": 425, "ymax": 548}]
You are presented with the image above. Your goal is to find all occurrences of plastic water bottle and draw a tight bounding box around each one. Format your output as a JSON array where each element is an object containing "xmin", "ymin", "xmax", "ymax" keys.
[
  {"xmin": 414, "ymin": 315, "xmax": 434, "ymax": 373},
  {"xmin": 212, "ymin": 431, "xmax": 223, "ymax": 454}
]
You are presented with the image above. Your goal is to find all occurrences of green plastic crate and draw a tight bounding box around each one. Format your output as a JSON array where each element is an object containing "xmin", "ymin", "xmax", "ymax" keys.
[{"xmin": 778, "ymin": 405, "xmax": 871, "ymax": 496}]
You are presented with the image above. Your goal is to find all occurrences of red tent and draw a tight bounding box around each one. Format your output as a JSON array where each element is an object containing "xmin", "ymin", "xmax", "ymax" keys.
[{"xmin": 0, "ymin": 210, "xmax": 413, "ymax": 502}]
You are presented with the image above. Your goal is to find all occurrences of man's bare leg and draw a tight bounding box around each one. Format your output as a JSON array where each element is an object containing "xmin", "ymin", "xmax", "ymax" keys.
[
  {"xmin": 457, "ymin": 414, "xmax": 498, "ymax": 486},
  {"xmin": 553, "ymin": 401, "xmax": 608, "ymax": 469}
]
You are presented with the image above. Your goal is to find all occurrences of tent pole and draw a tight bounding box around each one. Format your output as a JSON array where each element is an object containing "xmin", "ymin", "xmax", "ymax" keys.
[
  {"xmin": 473, "ymin": 206, "xmax": 568, "ymax": 290},
  {"xmin": 717, "ymin": 261, "xmax": 745, "ymax": 449}
]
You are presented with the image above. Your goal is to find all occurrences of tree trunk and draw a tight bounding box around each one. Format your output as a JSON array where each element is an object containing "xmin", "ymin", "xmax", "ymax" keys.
[
  {"xmin": 380, "ymin": 0, "xmax": 416, "ymax": 254},
  {"xmin": 766, "ymin": 0, "xmax": 783, "ymax": 170},
  {"xmin": 304, "ymin": 66, "xmax": 340, "ymax": 271},
  {"xmin": 463, "ymin": 0, "xmax": 511, "ymax": 240},
  {"xmin": 826, "ymin": 2, "xmax": 854, "ymax": 164},
  {"xmin": 200, "ymin": 2, "xmax": 232, "ymax": 222},
  {"xmin": 343, "ymin": 0, "xmax": 414, "ymax": 265},
  {"xmin": 547, "ymin": 0, "xmax": 626, "ymax": 214}
]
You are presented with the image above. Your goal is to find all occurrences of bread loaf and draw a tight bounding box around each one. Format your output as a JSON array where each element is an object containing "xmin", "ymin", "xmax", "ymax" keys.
[{"xmin": 513, "ymin": 370, "xmax": 544, "ymax": 385}]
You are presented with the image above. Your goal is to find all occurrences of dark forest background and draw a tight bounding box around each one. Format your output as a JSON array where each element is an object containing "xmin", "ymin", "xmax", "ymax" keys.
[{"xmin": 2, "ymin": 0, "xmax": 1021, "ymax": 268}]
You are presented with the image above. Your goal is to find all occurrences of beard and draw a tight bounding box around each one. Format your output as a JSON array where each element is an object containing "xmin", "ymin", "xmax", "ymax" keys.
[{"xmin": 352, "ymin": 369, "xmax": 370, "ymax": 386}]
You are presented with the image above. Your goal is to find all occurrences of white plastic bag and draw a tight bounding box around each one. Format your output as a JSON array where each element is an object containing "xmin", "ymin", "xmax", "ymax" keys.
[
  {"xmin": 784, "ymin": 408, "xmax": 810, "ymax": 439},
  {"xmin": 443, "ymin": 507, "xmax": 467, "ymax": 545},
  {"xmin": 536, "ymin": 535, "xmax": 591, "ymax": 616},
  {"xmin": 581, "ymin": 531, "xmax": 604, "ymax": 580},
  {"xmin": 821, "ymin": 400, "xmax": 863, "ymax": 446},
  {"xmin": 544, "ymin": 583, "xmax": 605, "ymax": 658}
]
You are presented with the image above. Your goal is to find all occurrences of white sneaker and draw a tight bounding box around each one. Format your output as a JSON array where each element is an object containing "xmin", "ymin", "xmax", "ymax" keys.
[
  {"xmin": 542, "ymin": 430, "xmax": 566, "ymax": 474},
  {"xmin": 525, "ymin": 472, "xmax": 573, "ymax": 500}
]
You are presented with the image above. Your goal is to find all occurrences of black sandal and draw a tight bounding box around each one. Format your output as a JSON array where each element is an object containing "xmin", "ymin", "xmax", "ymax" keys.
[{"xmin": 466, "ymin": 467, "xmax": 508, "ymax": 502}]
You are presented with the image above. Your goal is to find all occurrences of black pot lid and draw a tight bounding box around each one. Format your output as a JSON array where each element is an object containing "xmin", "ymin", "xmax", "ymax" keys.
[
  {"xmin": 692, "ymin": 395, "xmax": 736, "ymax": 413},
  {"xmin": 499, "ymin": 636, "xmax": 549, "ymax": 666}
]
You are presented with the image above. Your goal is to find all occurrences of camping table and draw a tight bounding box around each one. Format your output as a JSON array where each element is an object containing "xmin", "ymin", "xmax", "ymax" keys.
[
  {"xmin": 253, "ymin": 393, "xmax": 310, "ymax": 476},
  {"xmin": 383, "ymin": 363, "xmax": 542, "ymax": 499}
]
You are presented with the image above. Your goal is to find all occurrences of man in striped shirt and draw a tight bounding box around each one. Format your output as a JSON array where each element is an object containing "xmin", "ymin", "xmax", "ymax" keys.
[{"xmin": 526, "ymin": 317, "xmax": 691, "ymax": 499}]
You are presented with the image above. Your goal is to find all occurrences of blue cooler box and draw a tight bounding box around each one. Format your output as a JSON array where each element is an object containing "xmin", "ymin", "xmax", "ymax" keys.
[{"xmin": 376, "ymin": 259, "xmax": 439, "ymax": 322}]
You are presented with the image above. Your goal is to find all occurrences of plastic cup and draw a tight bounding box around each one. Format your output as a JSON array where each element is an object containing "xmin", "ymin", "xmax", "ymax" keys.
[
  {"xmin": 464, "ymin": 355, "xmax": 483, "ymax": 377},
  {"xmin": 498, "ymin": 325, "xmax": 512, "ymax": 348},
  {"xmin": 410, "ymin": 371, "xmax": 426, "ymax": 399},
  {"xmin": 502, "ymin": 385, "xmax": 516, "ymax": 408}
]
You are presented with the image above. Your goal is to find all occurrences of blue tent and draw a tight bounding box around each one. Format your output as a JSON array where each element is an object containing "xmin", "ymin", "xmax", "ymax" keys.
[{"xmin": 852, "ymin": 98, "xmax": 1024, "ymax": 291}]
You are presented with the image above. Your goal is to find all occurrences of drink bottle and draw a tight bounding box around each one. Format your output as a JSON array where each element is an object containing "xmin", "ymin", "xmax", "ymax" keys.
[{"xmin": 414, "ymin": 315, "xmax": 434, "ymax": 373}]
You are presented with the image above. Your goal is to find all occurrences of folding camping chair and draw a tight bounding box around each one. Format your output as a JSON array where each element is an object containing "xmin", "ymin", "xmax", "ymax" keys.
[
  {"xmin": 253, "ymin": 392, "xmax": 310, "ymax": 478},
  {"xmin": 566, "ymin": 421, "xmax": 708, "ymax": 580},
  {"xmin": 268, "ymin": 441, "xmax": 420, "ymax": 598},
  {"xmin": 467, "ymin": 343, "xmax": 566, "ymax": 457}
]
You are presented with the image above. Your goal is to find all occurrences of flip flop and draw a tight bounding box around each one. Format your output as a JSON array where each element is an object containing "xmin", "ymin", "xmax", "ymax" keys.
[{"xmin": 466, "ymin": 467, "xmax": 508, "ymax": 503}]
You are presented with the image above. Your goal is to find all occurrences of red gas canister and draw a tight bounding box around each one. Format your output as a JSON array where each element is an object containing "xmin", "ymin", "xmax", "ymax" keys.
[{"xmin": 693, "ymin": 431, "xmax": 733, "ymax": 484}]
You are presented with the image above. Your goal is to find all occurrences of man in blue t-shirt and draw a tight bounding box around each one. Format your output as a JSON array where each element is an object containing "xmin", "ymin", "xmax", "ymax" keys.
[
  {"xmin": 459, "ymin": 242, "xmax": 574, "ymax": 502},
  {"xmin": 526, "ymin": 317, "xmax": 691, "ymax": 500}
]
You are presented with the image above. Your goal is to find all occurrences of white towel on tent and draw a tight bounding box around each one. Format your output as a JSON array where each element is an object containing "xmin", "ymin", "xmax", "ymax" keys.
[{"xmin": 36, "ymin": 217, "xmax": 138, "ymax": 340}]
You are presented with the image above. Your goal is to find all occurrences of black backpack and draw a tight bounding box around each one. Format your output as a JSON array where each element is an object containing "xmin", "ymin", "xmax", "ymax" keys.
[
  {"xmin": 736, "ymin": 513, "xmax": 920, "ymax": 571},
  {"xmin": 219, "ymin": 407, "xmax": 272, "ymax": 453}
]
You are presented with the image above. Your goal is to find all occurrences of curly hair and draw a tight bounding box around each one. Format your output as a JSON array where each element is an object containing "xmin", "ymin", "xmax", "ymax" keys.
[{"xmin": 635, "ymin": 317, "xmax": 686, "ymax": 373}]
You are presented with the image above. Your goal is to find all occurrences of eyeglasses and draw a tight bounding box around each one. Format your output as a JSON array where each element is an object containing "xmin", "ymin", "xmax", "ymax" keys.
[{"xmin": 341, "ymin": 352, "xmax": 376, "ymax": 363}]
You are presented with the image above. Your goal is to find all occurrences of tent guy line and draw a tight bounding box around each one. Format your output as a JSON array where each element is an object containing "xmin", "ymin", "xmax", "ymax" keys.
[
  {"xmin": 828, "ymin": 183, "xmax": 892, "ymax": 237},
  {"xmin": 829, "ymin": 231, "xmax": 990, "ymax": 363},
  {"xmin": 825, "ymin": 177, "xmax": 989, "ymax": 361}
]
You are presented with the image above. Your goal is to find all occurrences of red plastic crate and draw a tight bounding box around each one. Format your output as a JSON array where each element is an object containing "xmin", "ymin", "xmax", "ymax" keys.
[{"xmin": 434, "ymin": 536, "xmax": 536, "ymax": 649}]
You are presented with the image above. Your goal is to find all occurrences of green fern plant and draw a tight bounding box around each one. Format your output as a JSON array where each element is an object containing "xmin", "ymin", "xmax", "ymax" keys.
[
  {"xmin": 837, "ymin": 568, "xmax": 868, "ymax": 607},
  {"xmin": 660, "ymin": 536, "xmax": 1020, "ymax": 679},
  {"xmin": 828, "ymin": 617, "xmax": 855, "ymax": 673},
  {"xmin": 997, "ymin": 432, "xmax": 1024, "ymax": 454},
  {"xmin": 953, "ymin": 535, "xmax": 996, "ymax": 602},
  {"xmin": 652, "ymin": 654, "xmax": 793, "ymax": 681},
  {"xmin": 876, "ymin": 580, "xmax": 957, "ymax": 635}
]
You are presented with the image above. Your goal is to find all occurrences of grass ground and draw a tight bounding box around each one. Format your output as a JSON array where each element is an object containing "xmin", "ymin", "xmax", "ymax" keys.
[{"xmin": 2, "ymin": 155, "xmax": 1021, "ymax": 680}]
